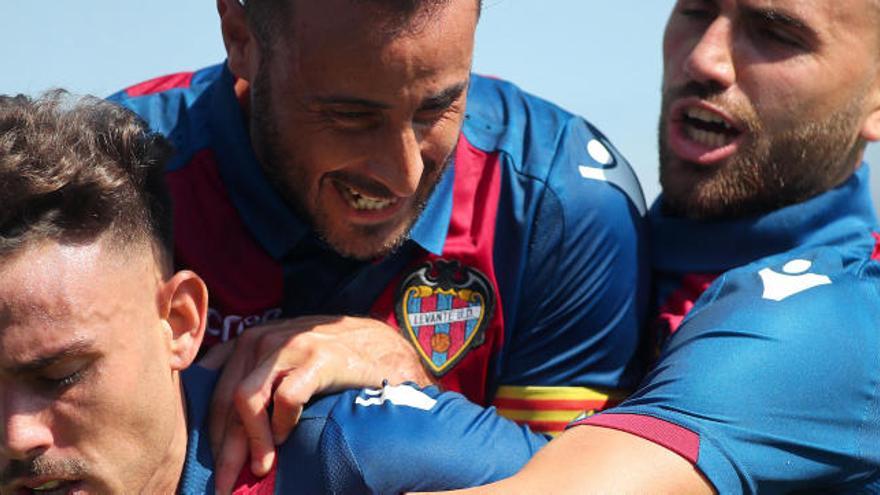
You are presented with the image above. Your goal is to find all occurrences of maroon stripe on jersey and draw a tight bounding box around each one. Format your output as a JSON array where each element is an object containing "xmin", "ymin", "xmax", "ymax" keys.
[
  {"xmin": 369, "ymin": 134, "xmax": 505, "ymax": 406},
  {"xmin": 572, "ymin": 413, "xmax": 700, "ymax": 464},
  {"xmin": 232, "ymin": 464, "xmax": 276, "ymax": 494},
  {"xmin": 656, "ymin": 274, "xmax": 718, "ymax": 337},
  {"xmin": 871, "ymin": 232, "xmax": 880, "ymax": 261},
  {"xmin": 166, "ymin": 150, "xmax": 284, "ymax": 349},
  {"xmin": 125, "ymin": 71, "xmax": 195, "ymax": 97}
]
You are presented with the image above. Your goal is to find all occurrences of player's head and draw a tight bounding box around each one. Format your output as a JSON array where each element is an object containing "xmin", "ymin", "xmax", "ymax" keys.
[
  {"xmin": 0, "ymin": 92, "xmax": 208, "ymax": 494},
  {"xmin": 658, "ymin": 0, "xmax": 880, "ymax": 219},
  {"xmin": 217, "ymin": 0, "xmax": 480, "ymax": 259}
]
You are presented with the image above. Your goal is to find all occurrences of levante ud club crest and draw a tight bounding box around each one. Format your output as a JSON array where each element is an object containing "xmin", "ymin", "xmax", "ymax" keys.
[{"xmin": 396, "ymin": 260, "xmax": 495, "ymax": 376}]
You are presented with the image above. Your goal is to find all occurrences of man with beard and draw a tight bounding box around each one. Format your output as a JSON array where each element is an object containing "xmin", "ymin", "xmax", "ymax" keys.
[
  {"xmin": 0, "ymin": 92, "xmax": 550, "ymax": 495},
  {"xmin": 439, "ymin": 0, "xmax": 880, "ymax": 493},
  {"xmin": 110, "ymin": 0, "xmax": 647, "ymax": 490}
]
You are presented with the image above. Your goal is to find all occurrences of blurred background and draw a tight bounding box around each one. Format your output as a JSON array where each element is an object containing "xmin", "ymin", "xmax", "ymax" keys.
[{"xmin": 3, "ymin": 0, "xmax": 880, "ymax": 208}]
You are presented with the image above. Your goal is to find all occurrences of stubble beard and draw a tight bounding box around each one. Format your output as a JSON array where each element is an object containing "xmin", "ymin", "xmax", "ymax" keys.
[
  {"xmin": 248, "ymin": 62, "xmax": 452, "ymax": 260},
  {"xmin": 658, "ymin": 89, "xmax": 866, "ymax": 220}
]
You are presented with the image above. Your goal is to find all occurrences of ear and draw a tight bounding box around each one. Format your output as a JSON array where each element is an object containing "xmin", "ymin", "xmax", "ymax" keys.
[
  {"xmin": 159, "ymin": 271, "xmax": 209, "ymax": 371},
  {"xmin": 860, "ymin": 74, "xmax": 880, "ymax": 142},
  {"xmin": 218, "ymin": 0, "xmax": 259, "ymax": 81}
]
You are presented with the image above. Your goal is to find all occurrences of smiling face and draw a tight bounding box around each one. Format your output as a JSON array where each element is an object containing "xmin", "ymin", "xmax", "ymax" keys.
[
  {"xmin": 232, "ymin": 0, "xmax": 478, "ymax": 259},
  {"xmin": 659, "ymin": 0, "xmax": 880, "ymax": 219},
  {"xmin": 0, "ymin": 240, "xmax": 188, "ymax": 495}
]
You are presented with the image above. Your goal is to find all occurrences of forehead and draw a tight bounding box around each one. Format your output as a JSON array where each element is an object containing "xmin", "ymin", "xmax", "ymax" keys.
[
  {"xmin": 279, "ymin": 0, "xmax": 476, "ymax": 76},
  {"xmin": 0, "ymin": 240, "xmax": 158, "ymax": 365},
  {"xmin": 714, "ymin": 0, "xmax": 874, "ymax": 31}
]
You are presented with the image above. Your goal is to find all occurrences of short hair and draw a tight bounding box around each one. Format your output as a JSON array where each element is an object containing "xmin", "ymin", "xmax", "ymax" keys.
[
  {"xmin": 0, "ymin": 91, "xmax": 174, "ymax": 268},
  {"xmin": 244, "ymin": 0, "xmax": 482, "ymax": 50}
]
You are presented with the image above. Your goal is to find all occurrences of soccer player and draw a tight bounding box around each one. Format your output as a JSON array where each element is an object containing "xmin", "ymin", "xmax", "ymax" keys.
[
  {"xmin": 109, "ymin": 0, "xmax": 648, "ymax": 489},
  {"xmin": 441, "ymin": 0, "xmax": 880, "ymax": 493},
  {"xmin": 0, "ymin": 92, "xmax": 548, "ymax": 494}
]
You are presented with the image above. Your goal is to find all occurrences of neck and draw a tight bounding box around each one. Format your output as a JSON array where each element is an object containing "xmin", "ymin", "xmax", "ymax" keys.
[{"xmin": 141, "ymin": 380, "xmax": 190, "ymax": 494}]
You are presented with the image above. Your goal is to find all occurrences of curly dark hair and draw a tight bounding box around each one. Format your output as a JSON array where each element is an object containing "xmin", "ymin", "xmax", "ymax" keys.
[{"xmin": 0, "ymin": 91, "xmax": 173, "ymax": 268}]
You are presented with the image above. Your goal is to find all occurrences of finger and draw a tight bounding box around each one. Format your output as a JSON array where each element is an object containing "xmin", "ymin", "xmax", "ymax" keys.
[
  {"xmin": 213, "ymin": 421, "xmax": 249, "ymax": 495},
  {"xmin": 269, "ymin": 370, "xmax": 319, "ymax": 444},
  {"xmin": 197, "ymin": 340, "xmax": 236, "ymax": 370},
  {"xmin": 209, "ymin": 342, "xmax": 252, "ymax": 456},
  {"xmin": 234, "ymin": 357, "xmax": 283, "ymax": 476}
]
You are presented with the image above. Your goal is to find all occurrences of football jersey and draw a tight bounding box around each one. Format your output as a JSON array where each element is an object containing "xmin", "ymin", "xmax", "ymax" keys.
[
  {"xmin": 177, "ymin": 366, "xmax": 548, "ymax": 494},
  {"xmin": 573, "ymin": 166, "xmax": 880, "ymax": 494},
  {"xmin": 109, "ymin": 63, "xmax": 648, "ymax": 434}
]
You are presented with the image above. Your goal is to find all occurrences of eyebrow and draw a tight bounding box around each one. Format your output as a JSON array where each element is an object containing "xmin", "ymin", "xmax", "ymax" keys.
[
  {"xmin": 743, "ymin": 6, "xmax": 815, "ymax": 36},
  {"xmin": 9, "ymin": 339, "xmax": 96, "ymax": 374},
  {"xmin": 312, "ymin": 80, "xmax": 469, "ymax": 111}
]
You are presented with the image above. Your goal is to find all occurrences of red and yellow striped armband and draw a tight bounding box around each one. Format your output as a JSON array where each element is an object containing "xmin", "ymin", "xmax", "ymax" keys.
[{"xmin": 492, "ymin": 386, "xmax": 630, "ymax": 436}]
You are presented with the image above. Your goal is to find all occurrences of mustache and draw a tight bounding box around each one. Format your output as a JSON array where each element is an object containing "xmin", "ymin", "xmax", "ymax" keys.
[
  {"xmin": 326, "ymin": 158, "xmax": 440, "ymax": 199},
  {"xmin": 0, "ymin": 456, "xmax": 88, "ymax": 486}
]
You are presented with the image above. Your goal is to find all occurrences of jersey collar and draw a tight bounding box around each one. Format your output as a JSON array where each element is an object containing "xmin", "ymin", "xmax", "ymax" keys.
[
  {"xmin": 208, "ymin": 63, "xmax": 452, "ymax": 259},
  {"xmin": 651, "ymin": 164, "xmax": 879, "ymax": 274}
]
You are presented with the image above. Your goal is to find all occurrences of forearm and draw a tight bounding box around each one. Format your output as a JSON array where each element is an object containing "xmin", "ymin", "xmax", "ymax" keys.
[{"xmin": 426, "ymin": 425, "xmax": 713, "ymax": 495}]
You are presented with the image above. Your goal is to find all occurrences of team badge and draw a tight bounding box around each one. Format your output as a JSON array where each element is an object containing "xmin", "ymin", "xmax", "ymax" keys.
[{"xmin": 396, "ymin": 260, "xmax": 495, "ymax": 376}]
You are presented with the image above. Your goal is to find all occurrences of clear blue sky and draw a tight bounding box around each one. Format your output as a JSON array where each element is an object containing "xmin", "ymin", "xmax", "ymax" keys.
[{"xmin": 3, "ymin": 1, "xmax": 879, "ymax": 207}]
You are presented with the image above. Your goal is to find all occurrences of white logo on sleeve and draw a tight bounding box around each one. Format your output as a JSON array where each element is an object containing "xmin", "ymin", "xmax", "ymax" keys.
[
  {"xmin": 759, "ymin": 259, "xmax": 832, "ymax": 302},
  {"xmin": 355, "ymin": 384, "xmax": 438, "ymax": 411}
]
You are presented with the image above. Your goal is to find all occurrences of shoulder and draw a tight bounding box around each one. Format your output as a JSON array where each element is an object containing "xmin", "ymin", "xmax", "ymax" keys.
[
  {"xmin": 682, "ymin": 241, "xmax": 880, "ymax": 339},
  {"xmin": 107, "ymin": 63, "xmax": 227, "ymax": 170},
  {"xmin": 463, "ymin": 74, "xmax": 646, "ymax": 236}
]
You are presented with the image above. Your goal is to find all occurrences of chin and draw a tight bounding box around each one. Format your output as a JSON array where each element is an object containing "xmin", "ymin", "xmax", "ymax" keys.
[{"xmin": 321, "ymin": 223, "xmax": 411, "ymax": 260}]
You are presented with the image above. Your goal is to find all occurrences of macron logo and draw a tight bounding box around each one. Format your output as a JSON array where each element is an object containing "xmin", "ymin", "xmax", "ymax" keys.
[
  {"xmin": 759, "ymin": 259, "xmax": 831, "ymax": 302},
  {"xmin": 355, "ymin": 384, "xmax": 437, "ymax": 411}
]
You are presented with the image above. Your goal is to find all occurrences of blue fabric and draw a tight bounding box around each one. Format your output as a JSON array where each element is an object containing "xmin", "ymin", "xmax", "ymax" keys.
[
  {"xmin": 110, "ymin": 64, "xmax": 648, "ymax": 397},
  {"xmin": 179, "ymin": 370, "xmax": 547, "ymax": 494},
  {"xmin": 606, "ymin": 166, "xmax": 880, "ymax": 494}
]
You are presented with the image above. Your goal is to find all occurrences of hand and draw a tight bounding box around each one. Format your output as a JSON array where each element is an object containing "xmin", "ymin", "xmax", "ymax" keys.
[{"xmin": 210, "ymin": 315, "xmax": 433, "ymax": 495}]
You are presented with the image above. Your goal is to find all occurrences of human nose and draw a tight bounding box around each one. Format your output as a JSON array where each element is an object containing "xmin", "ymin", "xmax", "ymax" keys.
[
  {"xmin": 0, "ymin": 393, "xmax": 53, "ymax": 461},
  {"xmin": 683, "ymin": 18, "xmax": 736, "ymax": 89},
  {"xmin": 370, "ymin": 126, "xmax": 424, "ymax": 198}
]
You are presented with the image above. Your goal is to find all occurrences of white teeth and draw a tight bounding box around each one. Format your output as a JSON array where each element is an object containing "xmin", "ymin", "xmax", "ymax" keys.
[
  {"xmin": 33, "ymin": 480, "xmax": 62, "ymax": 491},
  {"xmin": 685, "ymin": 126, "xmax": 729, "ymax": 148},
  {"xmin": 685, "ymin": 107, "xmax": 731, "ymax": 128},
  {"xmin": 341, "ymin": 185, "xmax": 398, "ymax": 211}
]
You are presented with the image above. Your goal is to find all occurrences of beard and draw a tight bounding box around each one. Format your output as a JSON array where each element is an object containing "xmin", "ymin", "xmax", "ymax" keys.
[
  {"xmin": 658, "ymin": 83, "xmax": 866, "ymax": 220},
  {"xmin": 247, "ymin": 61, "xmax": 451, "ymax": 260}
]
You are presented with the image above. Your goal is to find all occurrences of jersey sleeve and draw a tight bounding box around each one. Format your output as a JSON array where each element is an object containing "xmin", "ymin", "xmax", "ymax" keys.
[
  {"xmin": 573, "ymin": 250, "xmax": 880, "ymax": 493},
  {"xmin": 275, "ymin": 383, "xmax": 549, "ymax": 494},
  {"xmin": 492, "ymin": 117, "xmax": 649, "ymax": 436}
]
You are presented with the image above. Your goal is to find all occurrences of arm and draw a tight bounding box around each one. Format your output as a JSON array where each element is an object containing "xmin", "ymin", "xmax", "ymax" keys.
[
  {"xmin": 277, "ymin": 384, "xmax": 550, "ymax": 494},
  {"xmin": 440, "ymin": 425, "xmax": 711, "ymax": 495},
  {"xmin": 208, "ymin": 315, "xmax": 433, "ymax": 494},
  {"xmin": 461, "ymin": 253, "xmax": 880, "ymax": 494},
  {"xmin": 490, "ymin": 117, "xmax": 648, "ymax": 435}
]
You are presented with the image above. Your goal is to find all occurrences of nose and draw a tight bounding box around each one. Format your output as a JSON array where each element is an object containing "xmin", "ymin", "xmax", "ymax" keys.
[
  {"xmin": 370, "ymin": 126, "xmax": 424, "ymax": 198},
  {"xmin": 683, "ymin": 17, "xmax": 736, "ymax": 89},
  {"xmin": 0, "ymin": 394, "xmax": 53, "ymax": 461}
]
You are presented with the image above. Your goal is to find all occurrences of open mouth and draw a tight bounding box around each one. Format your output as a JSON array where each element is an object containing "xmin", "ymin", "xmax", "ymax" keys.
[
  {"xmin": 336, "ymin": 182, "xmax": 400, "ymax": 212},
  {"xmin": 13, "ymin": 479, "xmax": 82, "ymax": 495},
  {"xmin": 680, "ymin": 106, "xmax": 742, "ymax": 149}
]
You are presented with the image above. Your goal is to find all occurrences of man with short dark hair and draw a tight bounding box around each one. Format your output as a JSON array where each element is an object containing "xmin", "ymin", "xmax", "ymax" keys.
[
  {"xmin": 443, "ymin": 1, "xmax": 880, "ymax": 493},
  {"xmin": 0, "ymin": 92, "xmax": 548, "ymax": 495},
  {"xmin": 110, "ymin": 0, "xmax": 647, "ymax": 490}
]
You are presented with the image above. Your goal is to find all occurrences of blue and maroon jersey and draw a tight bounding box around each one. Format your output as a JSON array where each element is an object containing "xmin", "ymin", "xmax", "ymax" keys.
[
  {"xmin": 573, "ymin": 166, "xmax": 880, "ymax": 493},
  {"xmin": 178, "ymin": 366, "xmax": 548, "ymax": 494},
  {"xmin": 109, "ymin": 62, "xmax": 648, "ymax": 435}
]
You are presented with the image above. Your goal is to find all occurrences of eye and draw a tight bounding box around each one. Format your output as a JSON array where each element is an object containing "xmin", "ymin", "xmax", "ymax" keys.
[
  {"xmin": 321, "ymin": 109, "xmax": 383, "ymax": 132},
  {"xmin": 39, "ymin": 360, "xmax": 90, "ymax": 392},
  {"xmin": 676, "ymin": 0, "xmax": 716, "ymax": 20},
  {"xmin": 48, "ymin": 370, "xmax": 85, "ymax": 389},
  {"xmin": 754, "ymin": 26, "xmax": 805, "ymax": 49}
]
